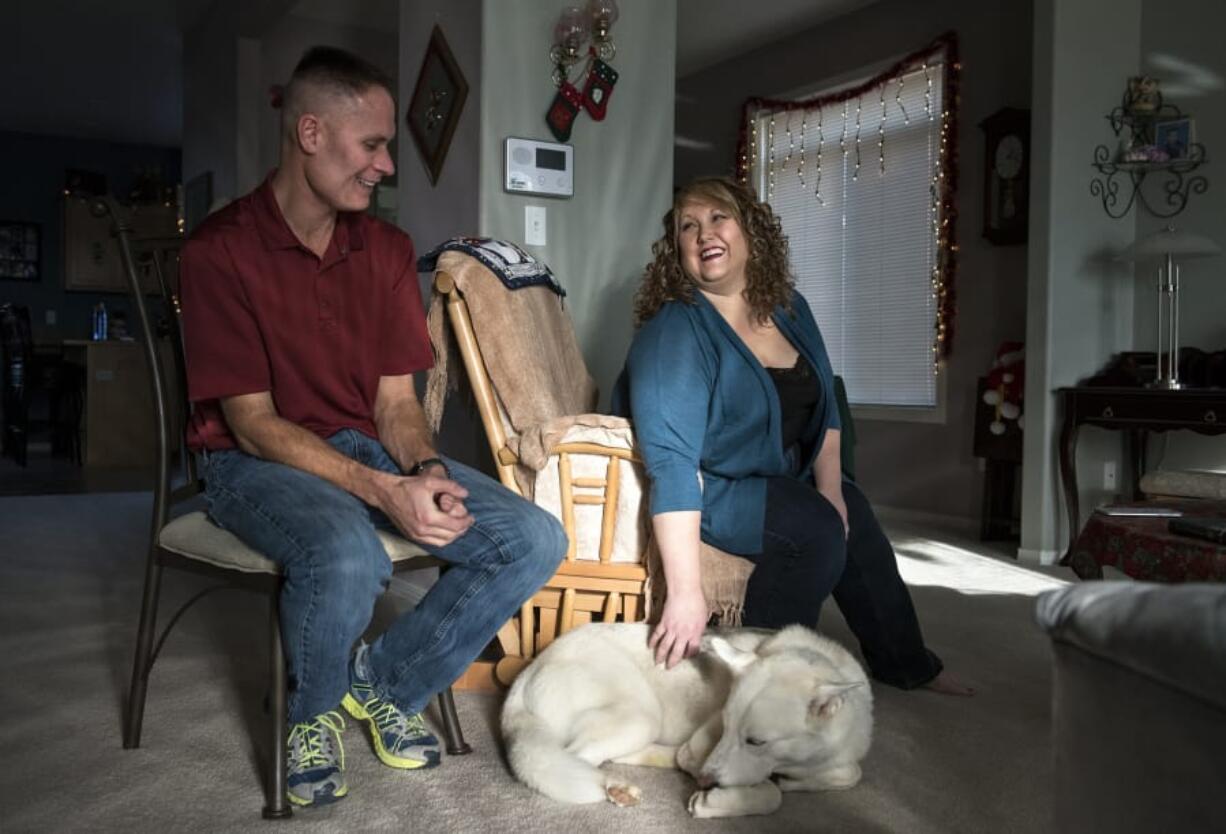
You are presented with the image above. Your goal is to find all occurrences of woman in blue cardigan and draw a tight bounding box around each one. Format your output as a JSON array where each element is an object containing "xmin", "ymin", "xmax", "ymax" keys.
[{"xmin": 614, "ymin": 177, "xmax": 968, "ymax": 695}]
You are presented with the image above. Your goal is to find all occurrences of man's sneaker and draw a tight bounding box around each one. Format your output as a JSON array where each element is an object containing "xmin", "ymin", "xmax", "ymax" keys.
[
  {"xmin": 286, "ymin": 711, "xmax": 348, "ymax": 807},
  {"xmin": 342, "ymin": 644, "xmax": 441, "ymax": 770}
]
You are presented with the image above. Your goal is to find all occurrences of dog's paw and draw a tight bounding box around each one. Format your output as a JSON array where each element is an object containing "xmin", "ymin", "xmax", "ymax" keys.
[
  {"xmin": 688, "ymin": 788, "xmax": 734, "ymax": 818},
  {"xmin": 605, "ymin": 783, "xmax": 642, "ymax": 807},
  {"xmin": 688, "ymin": 784, "xmax": 783, "ymax": 818}
]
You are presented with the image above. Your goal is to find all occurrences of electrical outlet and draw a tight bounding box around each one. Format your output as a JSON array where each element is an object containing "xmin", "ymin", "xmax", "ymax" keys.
[
  {"xmin": 45, "ymin": 309, "xmax": 57, "ymax": 325},
  {"xmin": 1103, "ymin": 461, "xmax": 1117, "ymax": 490}
]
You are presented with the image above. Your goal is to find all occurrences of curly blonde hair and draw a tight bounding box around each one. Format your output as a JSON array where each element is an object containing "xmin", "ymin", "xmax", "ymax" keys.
[{"xmin": 633, "ymin": 177, "xmax": 794, "ymax": 326}]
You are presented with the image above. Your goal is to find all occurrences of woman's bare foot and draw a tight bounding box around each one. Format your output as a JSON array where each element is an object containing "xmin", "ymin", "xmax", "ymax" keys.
[{"xmin": 923, "ymin": 670, "xmax": 975, "ymax": 696}]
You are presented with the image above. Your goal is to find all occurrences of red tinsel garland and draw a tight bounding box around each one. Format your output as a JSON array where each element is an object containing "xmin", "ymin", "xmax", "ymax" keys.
[{"xmin": 733, "ymin": 31, "xmax": 961, "ymax": 362}]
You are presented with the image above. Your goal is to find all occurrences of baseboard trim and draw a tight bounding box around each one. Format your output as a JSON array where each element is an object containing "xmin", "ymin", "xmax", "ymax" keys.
[
  {"xmin": 874, "ymin": 505, "xmax": 978, "ymax": 535},
  {"xmin": 1017, "ymin": 547, "xmax": 1060, "ymax": 566}
]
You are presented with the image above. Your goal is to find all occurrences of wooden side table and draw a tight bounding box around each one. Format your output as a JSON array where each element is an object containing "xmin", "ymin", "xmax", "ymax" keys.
[{"xmin": 1057, "ymin": 386, "xmax": 1226, "ymax": 563}]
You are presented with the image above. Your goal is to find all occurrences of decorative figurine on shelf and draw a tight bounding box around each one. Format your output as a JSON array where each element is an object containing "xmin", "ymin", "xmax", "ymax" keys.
[
  {"xmin": 983, "ymin": 342, "xmax": 1025, "ymax": 435},
  {"xmin": 1124, "ymin": 76, "xmax": 1161, "ymax": 113}
]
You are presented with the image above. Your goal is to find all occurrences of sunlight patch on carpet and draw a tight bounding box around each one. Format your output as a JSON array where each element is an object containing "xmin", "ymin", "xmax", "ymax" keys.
[{"xmin": 891, "ymin": 536, "xmax": 1070, "ymax": 597}]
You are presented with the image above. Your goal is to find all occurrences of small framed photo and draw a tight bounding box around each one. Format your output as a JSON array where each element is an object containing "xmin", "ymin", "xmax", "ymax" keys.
[
  {"xmin": 1154, "ymin": 117, "xmax": 1194, "ymax": 160},
  {"xmin": 406, "ymin": 25, "xmax": 469, "ymax": 186},
  {"xmin": 0, "ymin": 221, "xmax": 40, "ymax": 282}
]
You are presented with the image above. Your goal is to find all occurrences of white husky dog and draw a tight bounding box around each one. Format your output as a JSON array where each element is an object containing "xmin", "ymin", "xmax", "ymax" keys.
[{"xmin": 501, "ymin": 622, "xmax": 872, "ymax": 818}]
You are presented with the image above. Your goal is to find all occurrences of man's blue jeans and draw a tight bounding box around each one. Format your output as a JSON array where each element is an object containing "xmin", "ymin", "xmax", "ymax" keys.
[{"xmin": 202, "ymin": 429, "xmax": 566, "ymax": 723}]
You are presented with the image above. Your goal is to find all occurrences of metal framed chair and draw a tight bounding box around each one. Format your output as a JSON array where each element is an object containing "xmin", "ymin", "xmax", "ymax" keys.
[{"xmin": 95, "ymin": 199, "xmax": 470, "ymax": 819}]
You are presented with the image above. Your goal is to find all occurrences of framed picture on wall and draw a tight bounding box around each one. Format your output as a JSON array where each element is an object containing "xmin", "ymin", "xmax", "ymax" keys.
[
  {"xmin": 407, "ymin": 24, "xmax": 469, "ymax": 186},
  {"xmin": 0, "ymin": 221, "xmax": 40, "ymax": 281}
]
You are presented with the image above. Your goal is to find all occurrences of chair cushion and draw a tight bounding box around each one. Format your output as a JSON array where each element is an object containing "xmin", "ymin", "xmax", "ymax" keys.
[{"xmin": 159, "ymin": 511, "xmax": 432, "ymax": 575}]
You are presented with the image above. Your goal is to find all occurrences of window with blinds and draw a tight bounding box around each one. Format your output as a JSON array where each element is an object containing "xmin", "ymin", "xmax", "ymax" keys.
[{"xmin": 751, "ymin": 63, "xmax": 947, "ymax": 409}]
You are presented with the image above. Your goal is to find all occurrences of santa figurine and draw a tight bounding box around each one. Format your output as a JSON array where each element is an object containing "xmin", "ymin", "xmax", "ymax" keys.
[{"xmin": 983, "ymin": 342, "xmax": 1025, "ymax": 435}]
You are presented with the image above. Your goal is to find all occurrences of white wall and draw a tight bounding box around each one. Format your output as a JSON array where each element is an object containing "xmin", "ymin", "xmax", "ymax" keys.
[
  {"xmin": 479, "ymin": 0, "xmax": 677, "ymax": 406},
  {"xmin": 1019, "ymin": 0, "xmax": 1141, "ymax": 563},
  {"xmin": 1135, "ymin": 0, "xmax": 1226, "ymax": 472}
]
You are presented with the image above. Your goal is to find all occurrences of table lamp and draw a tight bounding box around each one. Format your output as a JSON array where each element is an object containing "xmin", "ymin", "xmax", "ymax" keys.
[{"xmin": 1119, "ymin": 226, "xmax": 1221, "ymax": 389}]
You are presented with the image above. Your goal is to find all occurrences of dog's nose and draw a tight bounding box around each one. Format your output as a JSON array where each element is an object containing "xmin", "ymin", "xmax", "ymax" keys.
[{"xmin": 696, "ymin": 772, "xmax": 717, "ymax": 790}]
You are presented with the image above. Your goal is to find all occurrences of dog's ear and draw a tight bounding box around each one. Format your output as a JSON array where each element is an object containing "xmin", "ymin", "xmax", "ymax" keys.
[
  {"xmin": 808, "ymin": 682, "xmax": 864, "ymax": 720},
  {"xmin": 702, "ymin": 635, "xmax": 757, "ymax": 675}
]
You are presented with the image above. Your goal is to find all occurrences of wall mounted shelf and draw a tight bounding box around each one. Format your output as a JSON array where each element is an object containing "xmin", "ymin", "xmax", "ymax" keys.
[{"xmin": 1089, "ymin": 97, "xmax": 1209, "ymax": 219}]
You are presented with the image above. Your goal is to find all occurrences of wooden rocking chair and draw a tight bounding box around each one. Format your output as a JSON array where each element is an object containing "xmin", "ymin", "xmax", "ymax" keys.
[{"xmin": 431, "ymin": 263, "xmax": 651, "ymax": 685}]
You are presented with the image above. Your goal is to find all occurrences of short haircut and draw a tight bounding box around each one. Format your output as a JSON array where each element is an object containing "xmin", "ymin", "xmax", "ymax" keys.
[{"xmin": 281, "ymin": 46, "xmax": 395, "ymax": 138}]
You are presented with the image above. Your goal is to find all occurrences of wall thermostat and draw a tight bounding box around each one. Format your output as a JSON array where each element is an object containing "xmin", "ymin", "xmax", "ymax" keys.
[{"xmin": 504, "ymin": 137, "xmax": 573, "ymax": 198}]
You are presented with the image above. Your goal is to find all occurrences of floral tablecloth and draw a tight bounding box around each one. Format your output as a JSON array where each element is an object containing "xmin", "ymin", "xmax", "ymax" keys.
[{"xmin": 1070, "ymin": 500, "xmax": 1226, "ymax": 581}]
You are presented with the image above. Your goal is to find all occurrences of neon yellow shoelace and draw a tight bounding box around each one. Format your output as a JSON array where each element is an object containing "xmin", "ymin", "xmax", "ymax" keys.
[{"xmin": 289, "ymin": 710, "xmax": 346, "ymax": 769}]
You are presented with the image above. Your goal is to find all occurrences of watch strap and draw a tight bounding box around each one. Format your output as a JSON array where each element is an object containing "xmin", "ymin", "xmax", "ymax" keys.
[{"xmin": 409, "ymin": 457, "xmax": 450, "ymax": 478}]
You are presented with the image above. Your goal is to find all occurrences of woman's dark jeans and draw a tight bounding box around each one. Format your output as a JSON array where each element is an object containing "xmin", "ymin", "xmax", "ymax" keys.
[{"xmin": 740, "ymin": 476, "xmax": 942, "ymax": 689}]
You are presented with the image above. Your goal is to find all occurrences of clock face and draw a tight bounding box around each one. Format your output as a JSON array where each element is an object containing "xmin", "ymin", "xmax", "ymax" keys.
[{"xmin": 995, "ymin": 135, "xmax": 1024, "ymax": 179}]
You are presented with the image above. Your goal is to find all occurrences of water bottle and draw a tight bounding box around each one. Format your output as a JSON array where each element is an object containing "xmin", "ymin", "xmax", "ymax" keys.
[
  {"xmin": 93, "ymin": 303, "xmax": 108, "ymax": 341},
  {"xmin": 91, "ymin": 304, "xmax": 101, "ymax": 340}
]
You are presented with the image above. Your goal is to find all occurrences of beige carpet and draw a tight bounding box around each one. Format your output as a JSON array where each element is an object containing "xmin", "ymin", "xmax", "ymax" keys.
[{"xmin": 0, "ymin": 493, "xmax": 1070, "ymax": 833}]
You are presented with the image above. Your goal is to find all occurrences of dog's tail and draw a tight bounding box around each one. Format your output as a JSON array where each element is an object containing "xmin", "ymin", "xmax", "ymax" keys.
[{"xmin": 501, "ymin": 682, "xmax": 611, "ymax": 804}]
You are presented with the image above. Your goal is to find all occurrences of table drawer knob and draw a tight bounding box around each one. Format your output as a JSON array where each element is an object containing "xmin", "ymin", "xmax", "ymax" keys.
[
  {"xmin": 1101, "ymin": 406, "xmax": 1114, "ymax": 418},
  {"xmin": 1206, "ymin": 410, "xmax": 1218, "ymax": 424}
]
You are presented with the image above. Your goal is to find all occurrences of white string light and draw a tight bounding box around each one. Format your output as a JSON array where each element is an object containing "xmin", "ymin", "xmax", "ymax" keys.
[
  {"xmin": 878, "ymin": 85, "xmax": 887, "ymax": 175},
  {"xmin": 853, "ymin": 97, "xmax": 862, "ymax": 181},
  {"xmin": 797, "ymin": 110, "xmax": 806, "ymax": 187},
  {"xmin": 815, "ymin": 105, "xmax": 825, "ymax": 205}
]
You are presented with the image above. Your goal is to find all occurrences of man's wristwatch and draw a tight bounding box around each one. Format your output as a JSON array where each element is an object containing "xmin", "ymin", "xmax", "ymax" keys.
[{"xmin": 409, "ymin": 457, "xmax": 450, "ymax": 478}]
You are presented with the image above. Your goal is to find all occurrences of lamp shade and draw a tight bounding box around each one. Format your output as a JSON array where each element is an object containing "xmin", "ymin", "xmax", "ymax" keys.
[{"xmin": 1119, "ymin": 225, "xmax": 1221, "ymax": 261}]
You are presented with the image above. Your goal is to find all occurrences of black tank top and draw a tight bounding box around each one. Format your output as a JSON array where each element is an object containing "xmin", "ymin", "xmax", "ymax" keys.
[{"xmin": 766, "ymin": 353, "xmax": 822, "ymax": 456}]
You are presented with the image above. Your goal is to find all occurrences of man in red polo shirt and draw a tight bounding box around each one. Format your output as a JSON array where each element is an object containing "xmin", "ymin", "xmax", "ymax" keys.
[{"xmin": 180, "ymin": 46, "xmax": 565, "ymax": 808}]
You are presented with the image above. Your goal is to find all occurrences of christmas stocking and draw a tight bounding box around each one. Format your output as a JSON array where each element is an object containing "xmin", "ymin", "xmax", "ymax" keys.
[
  {"xmin": 546, "ymin": 82, "xmax": 584, "ymax": 142},
  {"xmin": 582, "ymin": 58, "xmax": 619, "ymax": 121}
]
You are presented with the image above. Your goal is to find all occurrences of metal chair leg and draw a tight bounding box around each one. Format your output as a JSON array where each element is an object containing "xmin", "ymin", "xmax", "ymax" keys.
[
  {"xmin": 263, "ymin": 598, "xmax": 291, "ymax": 820},
  {"xmin": 437, "ymin": 687, "xmax": 472, "ymax": 755},
  {"xmin": 123, "ymin": 555, "xmax": 164, "ymax": 749}
]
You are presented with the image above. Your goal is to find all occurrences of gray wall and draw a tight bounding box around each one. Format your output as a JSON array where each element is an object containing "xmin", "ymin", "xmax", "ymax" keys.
[
  {"xmin": 259, "ymin": 16, "xmax": 400, "ymax": 193},
  {"xmin": 392, "ymin": 0, "xmax": 675, "ymax": 467},
  {"xmin": 480, "ymin": 0, "xmax": 677, "ymax": 407},
  {"xmin": 398, "ymin": 0, "xmax": 483, "ymax": 253},
  {"xmin": 1135, "ymin": 0, "xmax": 1226, "ymax": 472},
  {"xmin": 183, "ymin": 9, "xmax": 241, "ymax": 199},
  {"xmin": 675, "ymin": 0, "xmax": 1033, "ymax": 523},
  {"xmin": 1019, "ymin": 0, "xmax": 1142, "ymax": 563}
]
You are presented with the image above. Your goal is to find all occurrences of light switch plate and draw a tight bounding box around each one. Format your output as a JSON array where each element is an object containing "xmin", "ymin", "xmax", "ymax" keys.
[{"xmin": 525, "ymin": 205, "xmax": 547, "ymax": 246}]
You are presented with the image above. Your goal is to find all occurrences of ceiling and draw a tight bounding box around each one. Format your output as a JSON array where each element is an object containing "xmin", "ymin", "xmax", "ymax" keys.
[
  {"xmin": 676, "ymin": 0, "xmax": 878, "ymax": 76},
  {"xmin": 0, "ymin": 0, "xmax": 874, "ymax": 146}
]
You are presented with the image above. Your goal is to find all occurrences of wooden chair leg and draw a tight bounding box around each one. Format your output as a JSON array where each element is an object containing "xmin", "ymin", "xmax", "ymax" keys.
[
  {"xmin": 436, "ymin": 687, "xmax": 472, "ymax": 755},
  {"xmin": 123, "ymin": 555, "xmax": 164, "ymax": 749},
  {"xmin": 263, "ymin": 598, "xmax": 291, "ymax": 820}
]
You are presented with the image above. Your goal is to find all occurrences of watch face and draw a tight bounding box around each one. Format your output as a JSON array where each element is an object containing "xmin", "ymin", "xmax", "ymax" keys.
[{"xmin": 995, "ymin": 135, "xmax": 1024, "ymax": 179}]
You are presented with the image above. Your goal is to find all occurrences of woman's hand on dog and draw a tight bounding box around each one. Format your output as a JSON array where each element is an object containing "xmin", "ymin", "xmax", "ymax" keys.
[{"xmin": 650, "ymin": 591, "xmax": 708, "ymax": 669}]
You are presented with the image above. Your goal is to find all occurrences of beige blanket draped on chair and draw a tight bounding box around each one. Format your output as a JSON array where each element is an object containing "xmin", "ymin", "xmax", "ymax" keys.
[{"xmin": 423, "ymin": 248, "xmax": 753, "ymax": 625}]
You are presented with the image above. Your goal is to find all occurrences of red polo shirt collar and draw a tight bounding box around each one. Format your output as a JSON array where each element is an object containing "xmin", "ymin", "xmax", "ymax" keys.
[{"xmin": 250, "ymin": 173, "xmax": 366, "ymax": 262}]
